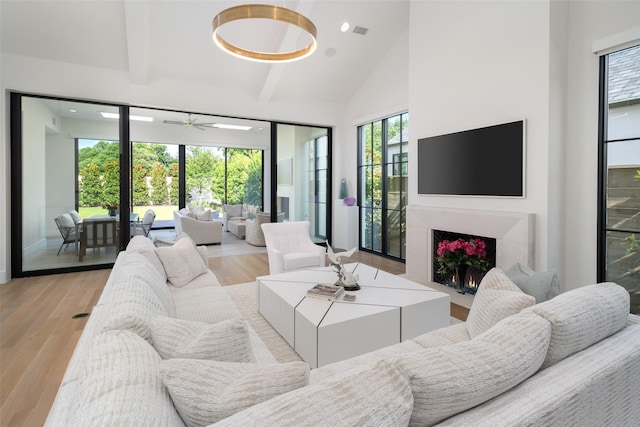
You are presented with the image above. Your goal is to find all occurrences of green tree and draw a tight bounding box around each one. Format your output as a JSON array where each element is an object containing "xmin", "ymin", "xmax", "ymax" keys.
[
  {"xmin": 150, "ymin": 163, "xmax": 169, "ymax": 205},
  {"xmin": 132, "ymin": 164, "xmax": 149, "ymax": 206},
  {"xmin": 186, "ymin": 147, "xmax": 218, "ymax": 204},
  {"xmin": 102, "ymin": 161, "xmax": 120, "ymax": 209},
  {"xmin": 211, "ymin": 155, "xmax": 226, "ymax": 205},
  {"xmin": 132, "ymin": 142, "xmax": 175, "ymax": 172},
  {"xmin": 168, "ymin": 162, "xmax": 179, "ymax": 205},
  {"xmin": 79, "ymin": 163, "xmax": 102, "ymax": 207},
  {"xmin": 78, "ymin": 141, "xmax": 119, "ymax": 172},
  {"xmin": 243, "ymin": 151, "xmax": 263, "ymax": 207},
  {"xmin": 151, "ymin": 144, "xmax": 174, "ymax": 166},
  {"xmin": 225, "ymin": 149, "xmax": 251, "ymax": 205}
]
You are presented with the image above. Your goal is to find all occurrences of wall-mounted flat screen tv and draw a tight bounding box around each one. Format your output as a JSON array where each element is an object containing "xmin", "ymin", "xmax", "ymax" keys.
[{"xmin": 417, "ymin": 120, "xmax": 525, "ymax": 197}]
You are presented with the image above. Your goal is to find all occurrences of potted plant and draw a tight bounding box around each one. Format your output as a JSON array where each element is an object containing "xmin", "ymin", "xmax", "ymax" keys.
[
  {"xmin": 102, "ymin": 203, "xmax": 119, "ymax": 217},
  {"xmin": 435, "ymin": 238, "xmax": 491, "ymax": 293}
]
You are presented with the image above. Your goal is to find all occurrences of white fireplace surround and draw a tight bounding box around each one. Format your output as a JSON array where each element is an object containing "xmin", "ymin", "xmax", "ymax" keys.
[{"xmin": 406, "ymin": 206, "xmax": 535, "ymax": 288}]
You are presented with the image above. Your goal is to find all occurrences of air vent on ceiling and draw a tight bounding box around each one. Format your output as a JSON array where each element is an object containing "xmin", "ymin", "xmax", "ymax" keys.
[{"xmin": 352, "ymin": 26, "xmax": 368, "ymax": 36}]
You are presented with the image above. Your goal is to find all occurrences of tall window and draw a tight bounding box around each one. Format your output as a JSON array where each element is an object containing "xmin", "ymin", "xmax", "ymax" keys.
[
  {"xmin": 598, "ymin": 44, "xmax": 640, "ymax": 315},
  {"xmin": 358, "ymin": 113, "xmax": 409, "ymax": 260}
]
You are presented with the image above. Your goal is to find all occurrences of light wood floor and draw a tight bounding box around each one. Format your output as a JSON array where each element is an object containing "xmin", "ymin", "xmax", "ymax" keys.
[{"xmin": 0, "ymin": 250, "xmax": 467, "ymax": 427}]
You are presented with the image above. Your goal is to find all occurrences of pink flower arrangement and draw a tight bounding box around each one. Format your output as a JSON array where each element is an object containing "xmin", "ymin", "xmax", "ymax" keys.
[{"xmin": 435, "ymin": 238, "xmax": 490, "ymax": 275}]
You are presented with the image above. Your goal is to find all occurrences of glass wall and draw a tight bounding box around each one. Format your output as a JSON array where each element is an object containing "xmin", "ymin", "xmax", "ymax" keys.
[
  {"xmin": 10, "ymin": 94, "xmax": 326, "ymax": 277},
  {"xmin": 599, "ymin": 44, "xmax": 640, "ymax": 314}
]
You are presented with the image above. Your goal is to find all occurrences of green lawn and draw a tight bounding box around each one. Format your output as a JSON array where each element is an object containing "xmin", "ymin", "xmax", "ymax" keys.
[{"xmin": 79, "ymin": 205, "xmax": 179, "ymax": 221}]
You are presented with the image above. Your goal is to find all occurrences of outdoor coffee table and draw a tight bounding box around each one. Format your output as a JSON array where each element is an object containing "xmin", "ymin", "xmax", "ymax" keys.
[
  {"xmin": 257, "ymin": 263, "xmax": 450, "ymax": 368},
  {"xmin": 227, "ymin": 218, "xmax": 246, "ymax": 239}
]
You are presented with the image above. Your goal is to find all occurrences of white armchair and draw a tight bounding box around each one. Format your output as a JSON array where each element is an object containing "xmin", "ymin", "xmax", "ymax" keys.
[{"xmin": 261, "ymin": 221, "xmax": 326, "ymax": 275}]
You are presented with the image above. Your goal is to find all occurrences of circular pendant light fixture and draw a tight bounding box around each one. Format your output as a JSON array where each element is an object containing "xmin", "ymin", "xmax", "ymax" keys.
[{"xmin": 212, "ymin": 4, "xmax": 318, "ymax": 63}]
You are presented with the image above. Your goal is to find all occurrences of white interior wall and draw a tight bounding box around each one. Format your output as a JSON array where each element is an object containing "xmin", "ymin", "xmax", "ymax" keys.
[
  {"xmin": 21, "ymin": 98, "xmax": 52, "ymax": 252},
  {"xmin": 45, "ymin": 132, "xmax": 76, "ymax": 239},
  {"xmin": 408, "ymin": 0, "xmax": 553, "ymax": 273},
  {"xmin": 277, "ymin": 125, "xmax": 295, "ymax": 219},
  {"xmin": 547, "ymin": 0, "xmax": 570, "ymax": 284},
  {"xmin": 564, "ymin": 1, "xmax": 640, "ymax": 289}
]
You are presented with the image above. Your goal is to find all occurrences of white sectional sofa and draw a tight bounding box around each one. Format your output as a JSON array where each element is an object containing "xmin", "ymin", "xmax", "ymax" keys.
[
  {"xmin": 174, "ymin": 209, "xmax": 223, "ymax": 245},
  {"xmin": 46, "ymin": 239, "xmax": 640, "ymax": 426}
]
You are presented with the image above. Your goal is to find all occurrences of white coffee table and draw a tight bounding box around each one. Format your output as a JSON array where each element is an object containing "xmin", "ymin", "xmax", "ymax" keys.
[{"xmin": 257, "ymin": 263, "xmax": 450, "ymax": 368}]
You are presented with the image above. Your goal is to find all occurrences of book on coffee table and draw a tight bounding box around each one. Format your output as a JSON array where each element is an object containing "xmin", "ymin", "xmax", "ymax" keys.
[{"xmin": 307, "ymin": 283, "xmax": 344, "ymax": 300}]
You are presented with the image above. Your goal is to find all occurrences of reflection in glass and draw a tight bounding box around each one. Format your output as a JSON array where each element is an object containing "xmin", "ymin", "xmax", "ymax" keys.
[
  {"xmin": 605, "ymin": 230, "xmax": 640, "ymax": 313},
  {"xmin": 606, "ymin": 140, "xmax": 640, "ymax": 230},
  {"xmin": 276, "ymin": 124, "xmax": 329, "ymax": 244}
]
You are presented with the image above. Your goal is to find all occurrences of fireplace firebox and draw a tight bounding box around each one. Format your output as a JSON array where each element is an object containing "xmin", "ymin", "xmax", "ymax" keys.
[{"xmin": 433, "ymin": 230, "xmax": 496, "ymax": 294}]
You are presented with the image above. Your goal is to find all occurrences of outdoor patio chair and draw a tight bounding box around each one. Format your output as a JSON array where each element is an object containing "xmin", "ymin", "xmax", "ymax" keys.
[
  {"xmin": 54, "ymin": 213, "xmax": 80, "ymax": 255},
  {"xmin": 131, "ymin": 209, "xmax": 155, "ymax": 238},
  {"xmin": 79, "ymin": 217, "xmax": 118, "ymax": 261}
]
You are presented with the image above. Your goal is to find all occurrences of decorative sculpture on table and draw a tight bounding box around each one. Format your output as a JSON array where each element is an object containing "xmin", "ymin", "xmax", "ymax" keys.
[{"xmin": 327, "ymin": 242, "xmax": 360, "ymax": 291}]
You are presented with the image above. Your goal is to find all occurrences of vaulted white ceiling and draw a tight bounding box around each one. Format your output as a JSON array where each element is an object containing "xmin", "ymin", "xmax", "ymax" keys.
[{"xmin": 1, "ymin": 0, "xmax": 410, "ymax": 105}]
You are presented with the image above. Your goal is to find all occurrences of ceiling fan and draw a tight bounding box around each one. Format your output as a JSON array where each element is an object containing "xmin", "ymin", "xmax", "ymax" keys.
[{"xmin": 163, "ymin": 113, "xmax": 216, "ymax": 131}]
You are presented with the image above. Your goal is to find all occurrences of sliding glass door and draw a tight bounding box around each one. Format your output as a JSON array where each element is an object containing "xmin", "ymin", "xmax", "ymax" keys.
[
  {"xmin": 10, "ymin": 95, "xmax": 326, "ymax": 277},
  {"xmin": 13, "ymin": 95, "xmax": 124, "ymax": 274}
]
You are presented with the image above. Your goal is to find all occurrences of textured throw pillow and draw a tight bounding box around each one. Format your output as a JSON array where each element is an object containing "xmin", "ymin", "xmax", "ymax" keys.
[
  {"xmin": 155, "ymin": 236, "xmax": 207, "ymax": 287},
  {"xmin": 101, "ymin": 277, "xmax": 168, "ymax": 342},
  {"xmin": 525, "ymin": 281, "xmax": 630, "ymax": 369},
  {"xmin": 506, "ymin": 262, "xmax": 561, "ymax": 303},
  {"xmin": 195, "ymin": 207, "xmax": 211, "ymax": 221},
  {"xmin": 214, "ymin": 359, "xmax": 413, "ymax": 427},
  {"xmin": 160, "ymin": 359, "xmax": 310, "ymax": 427},
  {"xmin": 68, "ymin": 210, "xmax": 81, "ymax": 224},
  {"xmin": 466, "ymin": 268, "xmax": 536, "ymax": 338},
  {"xmin": 224, "ymin": 204, "xmax": 243, "ymax": 218},
  {"xmin": 111, "ymin": 252, "xmax": 175, "ymax": 316},
  {"xmin": 125, "ymin": 237, "xmax": 169, "ymax": 282},
  {"xmin": 70, "ymin": 330, "xmax": 184, "ymax": 426},
  {"xmin": 150, "ymin": 316, "xmax": 251, "ymax": 362},
  {"xmin": 397, "ymin": 311, "xmax": 551, "ymax": 426},
  {"xmin": 57, "ymin": 212, "xmax": 76, "ymax": 229}
]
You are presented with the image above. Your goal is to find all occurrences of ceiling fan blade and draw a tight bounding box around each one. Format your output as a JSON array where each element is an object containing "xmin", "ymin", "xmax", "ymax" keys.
[
  {"xmin": 163, "ymin": 120, "xmax": 187, "ymax": 125},
  {"xmin": 193, "ymin": 125, "xmax": 207, "ymax": 130}
]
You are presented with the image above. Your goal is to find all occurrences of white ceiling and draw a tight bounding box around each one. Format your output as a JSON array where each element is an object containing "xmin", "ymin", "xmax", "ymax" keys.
[{"xmin": 1, "ymin": 0, "xmax": 410, "ymax": 105}]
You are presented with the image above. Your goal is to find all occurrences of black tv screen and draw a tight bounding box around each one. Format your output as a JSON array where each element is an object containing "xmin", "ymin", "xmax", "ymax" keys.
[{"xmin": 417, "ymin": 120, "xmax": 525, "ymax": 197}]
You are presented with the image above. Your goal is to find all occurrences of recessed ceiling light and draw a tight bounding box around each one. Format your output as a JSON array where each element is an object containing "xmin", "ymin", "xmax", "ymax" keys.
[
  {"xmin": 69, "ymin": 109, "xmax": 77, "ymax": 113},
  {"xmin": 341, "ymin": 22, "xmax": 350, "ymax": 32},
  {"xmin": 100, "ymin": 112, "xmax": 153, "ymax": 122}
]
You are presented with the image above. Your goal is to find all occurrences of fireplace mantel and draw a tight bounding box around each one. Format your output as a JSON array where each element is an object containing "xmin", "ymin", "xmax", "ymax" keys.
[{"xmin": 406, "ymin": 206, "xmax": 535, "ymax": 291}]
